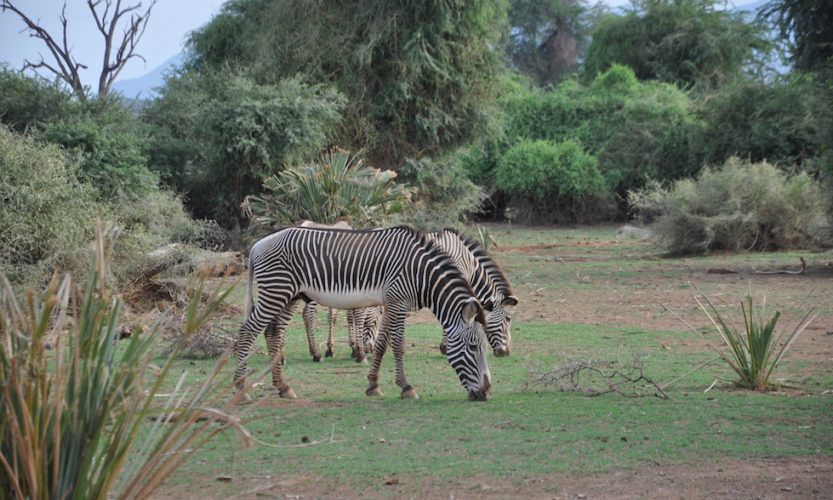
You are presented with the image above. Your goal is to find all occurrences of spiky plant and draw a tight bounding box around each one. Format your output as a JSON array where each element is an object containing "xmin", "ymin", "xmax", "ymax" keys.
[
  {"xmin": 696, "ymin": 294, "xmax": 817, "ymax": 391},
  {"xmin": 0, "ymin": 225, "xmax": 253, "ymax": 500},
  {"xmin": 243, "ymin": 149, "xmax": 413, "ymax": 228}
]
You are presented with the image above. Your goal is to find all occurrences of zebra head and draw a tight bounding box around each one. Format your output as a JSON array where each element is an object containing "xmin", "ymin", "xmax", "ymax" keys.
[
  {"xmin": 446, "ymin": 298, "xmax": 492, "ymax": 401},
  {"xmin": 483, "ymin": 293, "xmax": 519, "ymax": 357}
]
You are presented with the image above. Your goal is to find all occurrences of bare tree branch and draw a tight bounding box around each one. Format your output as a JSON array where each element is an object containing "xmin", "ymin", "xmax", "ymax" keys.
[{"xmin": 1, "ymin": 0, "xmax": 157, "ymax": 99}]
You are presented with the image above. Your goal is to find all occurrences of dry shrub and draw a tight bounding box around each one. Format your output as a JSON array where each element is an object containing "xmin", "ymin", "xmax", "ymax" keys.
[{"xmin": 630, "ymin": 158, "xmax": 831, "ymax": 255}]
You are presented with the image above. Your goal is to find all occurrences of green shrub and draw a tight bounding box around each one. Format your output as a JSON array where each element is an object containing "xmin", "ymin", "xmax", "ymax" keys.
[
  {"xmin": 395, "ymin": 155, "xmax": 485, "ymax": 231},
  {"xmin": 695, "ymin": 76, "xmax": 829, "ymax": 173},
  {"xmin": 38, "ymin": 103, "xmax": 157, "ymax": 202},
  {"xmin": 495, "ymin": 139, "xmax": 606, "ymax": 222},
  {"xmin": 500, "ymin": 66, "xmax": 703, "ymax": 198},
  {"xmin": 0, "ymin": 68, "xmax": 73, "ymax": 133},
  {"xmin": 630, "ymin": 158, "xmax": 831, "ymax": 254},
  {"xmin": 145, "ymin": 71, "xmax": 346, "ymax": 226},
  {"xmin": 0, "ymin": 127, "xmax": 100, "ymax": 287}
]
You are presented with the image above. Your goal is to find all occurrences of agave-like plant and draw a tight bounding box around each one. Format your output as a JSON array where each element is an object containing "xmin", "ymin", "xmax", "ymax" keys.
[
  {"xmin": 696, "ymin": 294, "xmax": 817, "ymax": 391},
  {"xmin": 243, "ymin": 149, "xmax": 413, "ymax": 228},
  {"xmin": 0, "ymin": 225, "xmax": 253, "ymax": 499}
]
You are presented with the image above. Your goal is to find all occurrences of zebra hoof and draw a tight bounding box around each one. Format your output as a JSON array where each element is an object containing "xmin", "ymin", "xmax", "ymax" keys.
[
  {"xmin": 366, "ymin": 385, "xmax": 383, "ymax": 397},
  {"xmin": 278, "ymin": 386, "xmax": 297, "ymax": 399},
  {"xmin": 312, "ymin": 355, "xmax": 321, "ymax": 363},
  {"xmin": 438, "ymin": 343, "xmax": 448, "ymax": 355},
  {"xmin": 400, "ymin": 386, "xmax": 419, "ymax": 399},
  {"xmin": 350, "ymin": 348, "xmax": 359, "ymax": 359},
  {"xmin": 325, "ymin": 349, "xmax": 334, "ymax": 358}
]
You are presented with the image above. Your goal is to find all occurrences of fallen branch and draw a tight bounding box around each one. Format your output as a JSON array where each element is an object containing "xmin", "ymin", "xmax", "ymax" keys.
[
  {"xmin": 754, "ymin": 257, "xmax": 806, "ymax": 275},
  {"xmin": 524, "ymin": 353, "xmax": 669, "ymax": 399}
]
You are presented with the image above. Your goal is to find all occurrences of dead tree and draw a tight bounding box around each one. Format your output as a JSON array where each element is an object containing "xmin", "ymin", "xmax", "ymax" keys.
[{"xmin": 1, "ymin": 0, "xmax": 157, "ymax": 100}]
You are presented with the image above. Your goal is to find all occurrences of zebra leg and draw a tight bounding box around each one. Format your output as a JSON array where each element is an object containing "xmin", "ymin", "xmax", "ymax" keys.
[
  {"xmin": 325, "ymin": 307, "xmax": 337, "ymax": 357},
  {"xmin": 350, "ymin": 308, "xmax": 368, "ymax": 363},
  {"xmin": 264, "ymin": 319, "xmax": 285, "ymax": 366},
  {"xmin": 302, "ymin": 301, "xmax": 322, "ymax": 362},
  {"xmin": 234, "ymin": 297, "xmax": 287, "ymax": 390},
  {"xmin": 389, "ymin": 312, "xmax": 418, "ymax": 399},
  {"xmin": 265, "ymin": 299, "xmax": 300, "ymax": 399}
]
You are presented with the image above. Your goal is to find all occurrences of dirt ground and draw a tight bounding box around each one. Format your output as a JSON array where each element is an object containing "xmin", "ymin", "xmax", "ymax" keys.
[
  {"xmin": 158, "ymin": 229, "xmax": 833, "ymax": 499},
  {"xmin": 178, "ymin": 456, "xmax": 832, "ymax": 499}
]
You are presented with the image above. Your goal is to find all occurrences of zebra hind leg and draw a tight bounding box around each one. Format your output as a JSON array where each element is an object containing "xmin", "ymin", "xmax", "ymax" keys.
[
  {"xmin": 349, "ymin": 308, "xmax": 368, "ymax": 364},
  {"xmin": 302, "ymin": 302, "xmax": 322, "ymax": 362},
  {"xmin": 325, "ymin": 307, "xmax": 337, "ymax": 357},
  {"xmin": 265, "ymin": 299, "xmax": 300, "ymax": 399}
]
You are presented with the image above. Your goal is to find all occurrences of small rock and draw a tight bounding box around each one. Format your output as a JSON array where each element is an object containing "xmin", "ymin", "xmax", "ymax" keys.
[
  {"xmin": 301, "ymin": 436, "xmax": 310, "ymax": 444},
  {"xmin": 216, "ymin": 475, "xmax": 232, "ymax": 482},
  {"xmin": 385, "ymin": 478, "xmax": 400, "ymax": 486}
]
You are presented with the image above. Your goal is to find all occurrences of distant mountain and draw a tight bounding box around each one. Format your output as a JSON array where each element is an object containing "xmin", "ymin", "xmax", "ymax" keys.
[{"xmin": 112, "ymin": 53, "xmax": 185, "ymax": 100}]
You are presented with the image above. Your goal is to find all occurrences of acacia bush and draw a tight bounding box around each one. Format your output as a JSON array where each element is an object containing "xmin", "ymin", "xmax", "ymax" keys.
[
  {"xmin": 630, "ymin": 158, "xmax": 831, "ymax": 254},
  {"xmin": 145, "ymin": 71, "xmax": 345, "ymax": 226},
  {"xmin": 495, "ymin": 139, "xmax": 606, "ymax": 222},
  {"xmin": 0, "ymin": 127, "xmax": 100, "ymax": 287}
]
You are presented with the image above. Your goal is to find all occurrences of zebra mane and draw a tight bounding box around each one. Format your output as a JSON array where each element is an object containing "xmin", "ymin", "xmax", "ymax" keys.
[{"xmin": 441, "ymin": 227, "xmax": 514, "ymax": 297}]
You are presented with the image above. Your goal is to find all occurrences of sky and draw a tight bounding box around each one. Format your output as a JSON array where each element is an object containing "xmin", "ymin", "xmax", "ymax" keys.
[
  {"xmin": 1, "ymin": 0, "xmax": 758, "ymax": 90},
  {"xmin": 0, "ymin": 0, "xmax": 226, "ymax": 87}
]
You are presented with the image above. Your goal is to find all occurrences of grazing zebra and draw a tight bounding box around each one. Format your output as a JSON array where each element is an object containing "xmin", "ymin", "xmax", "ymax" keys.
[
  {"xmin": 235, "ymin": 225, "xmax": 492, "ymax": 400},
  {"xmin": 295, "ymin": 220, "xmax": 379, "ymax": 363},
  {"xmin": 427, "ymin": 228, "xmax": 518, "ymax": 357}
]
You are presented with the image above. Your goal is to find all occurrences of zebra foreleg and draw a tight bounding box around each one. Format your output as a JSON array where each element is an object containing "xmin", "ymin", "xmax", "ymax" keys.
[
  {"xmin": 348, "ymin": 308, "xmax": 367, "ymax": 363},
  {"xmin": 389, "ymin": 313, "xmax": 417, "ymax": 399},
  {"xmin": 265, "ymin": 299, "xmax": 300, "ymax": 399},
  {"xmin": 302, "ymin": 302, "xmax": 322, "ymax": 362}
]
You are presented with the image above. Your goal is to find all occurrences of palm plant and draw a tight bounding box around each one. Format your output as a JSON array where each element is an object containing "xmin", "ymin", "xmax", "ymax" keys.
[
  {"xmin": 0, "ymin": 225, "xmax": 253, "ymax": 499},
  {"xmin": 243, "ymin": 149, "xmax": 413, "ymax": 228},
  {"xmin": 696, "ymin": 294, "xmax": 817, "ymax": 391}
]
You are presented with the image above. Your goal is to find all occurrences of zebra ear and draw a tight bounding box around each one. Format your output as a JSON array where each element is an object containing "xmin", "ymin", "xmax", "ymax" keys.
[
  {"xmin": 501, "ymin": 295, "xmax": 519, "ymax": 308},
  {"xmin": 461, "ymin": 299, "xmax": 482, "ymax": 326}
]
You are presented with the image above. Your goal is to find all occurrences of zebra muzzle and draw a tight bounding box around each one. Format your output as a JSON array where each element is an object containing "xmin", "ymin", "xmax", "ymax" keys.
[{"xmin": 493, "ymin": 346, "xmax": 510, "ymax": 357}]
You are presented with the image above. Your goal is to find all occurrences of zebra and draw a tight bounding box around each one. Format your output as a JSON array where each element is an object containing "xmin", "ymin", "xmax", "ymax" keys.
[
  {"xmin": 426, "ymin": 228, "xmax": 518, "ymax": 357},
  {"xmin": 294, "ymin": 220, "xmax": 380, "ymax": 363},
  {"xmin": 234, "ymin": 225, "xmax": 492, "ymax": 400}
]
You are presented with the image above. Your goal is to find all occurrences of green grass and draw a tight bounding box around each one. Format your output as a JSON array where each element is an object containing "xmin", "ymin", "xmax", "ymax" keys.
[
  {"xmin": 149, "ymin": 319, "xmax": 833, "ymax": 494},
  {"xmin": 135, "ymin": 224, "xmax": 833, "ymax": 495}
]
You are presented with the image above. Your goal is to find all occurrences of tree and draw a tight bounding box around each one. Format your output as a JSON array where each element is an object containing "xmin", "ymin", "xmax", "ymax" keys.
[
  {"xmin": 186, "ymin": 0, "xmax": 505, "ymax": 167},
  {"xmin": 506, "ymin": 0, "xmax": 588, "ymax": 86},
  {"xmin": 583, "ymin": 0, "xmax": 771, "ymax": 89},
  {"xmin": 0, "ymin": 0, "xmax": 157, "ymax": 100},
  {"xmin": 761, "ymin": 0, "xmax": 833, "ymax": 71}
]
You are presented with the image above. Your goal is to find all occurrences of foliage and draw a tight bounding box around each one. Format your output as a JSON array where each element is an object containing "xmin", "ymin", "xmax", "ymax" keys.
[
  {"xmin": 243, "ymin": 149, "xmax": 413, "ymax": 230},
  {"xmin": 38, "ymin": 96, "xmax": 157, "ymax": 202},
  {"xmin": 186, "ymin": 0, "xmax": 505, "ymax": 166},
  {"xmin": 501, "ymin": 65, "xmax": 702, "ymax": 197},
  {"xmin": 495, "ymin": 139, "xmax": 605, "ymax": 222},
  {"xmin": 0, "ymin": 127, "xmax": 100, "ymax": 288},
  {"xmin": 630, "ymin": 158, "xmax": 831, "ymax": 254},
  {"xmin": 395, "ymin": 156, "xmax": 486, "ymax": 231},
  {"xmin": 695, "ymin": 74, "xmax": 832, "ymax": 175},
  {"xmin": 696, "ymin": 294, "xmax": 816, "ymax": 390},
  {"xmin": 145, "ymin": 70, "xmax": 345, "ymax": 226},
  {"xmin": 506, "ymin": 0, "xmax": 588, "ymax": 85},
  {"xmin": 0, "ymin": 68, "xmax": 73, "ymax": 133},
  {"xmin": 761, "ymin": 0, "xmax": 833, "ymax": 72},
  {"xmin": 583, "ymin": 0, "xmax": 772, "ymax": 89},
  {"xmin": 0, "ymin": 227, "xmax": 251, "ymax": 499}
]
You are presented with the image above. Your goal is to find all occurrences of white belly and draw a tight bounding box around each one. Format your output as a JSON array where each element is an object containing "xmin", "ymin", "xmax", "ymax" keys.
[{"xmin": 301, "ymin": 288, "xmax": 385, "ymax": 309}]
